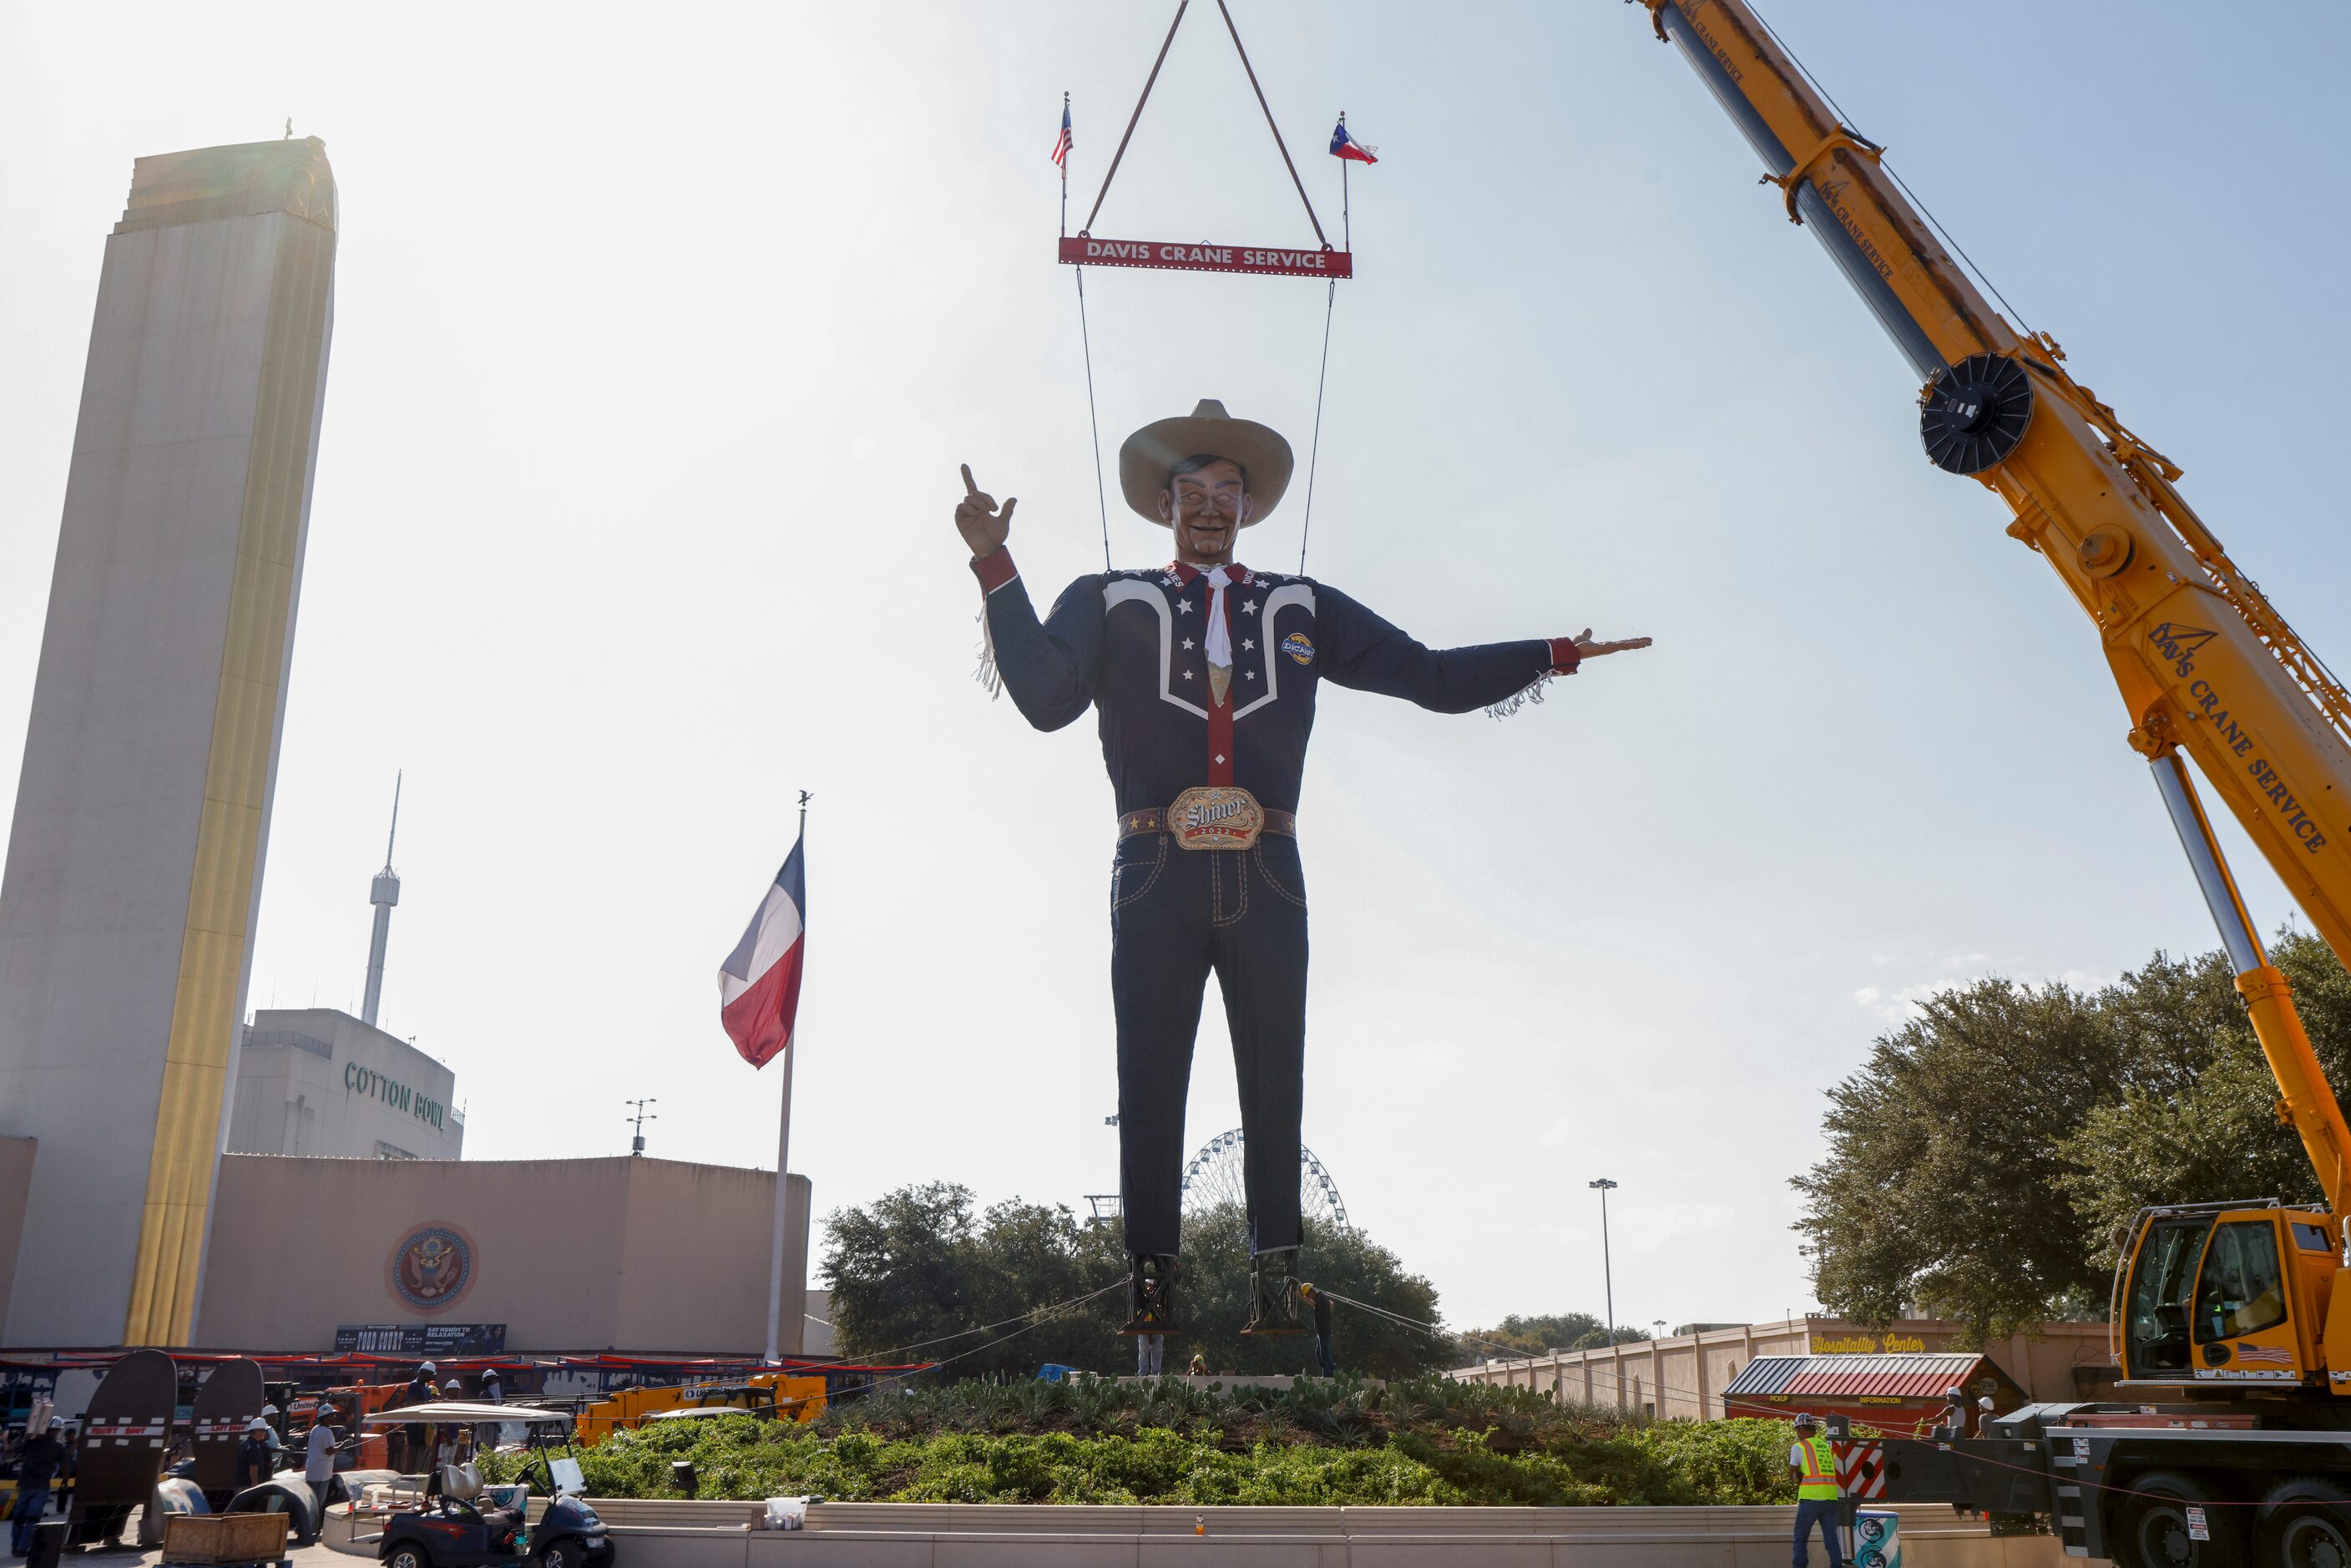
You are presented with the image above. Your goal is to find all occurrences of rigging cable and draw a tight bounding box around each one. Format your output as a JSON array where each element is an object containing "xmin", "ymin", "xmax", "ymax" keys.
[
  {"xmin": 1296, "ymin": 281, "xmax": 1336, "ymax": 576},
  {"xmin": 1211, "ymin": 0, "xmax": 1331, "ymax": 245},
  {"xmin": 1082, "ymin": 2, "xmax": 1191, "ymax": 236},
  {"xmin": 1074, "ymin": 267, "xmax": 1115, "ymax": 571}
]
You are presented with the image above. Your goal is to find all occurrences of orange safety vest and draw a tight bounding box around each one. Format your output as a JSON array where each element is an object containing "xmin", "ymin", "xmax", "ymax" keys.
[{"xmin": 1795, "ymin": 1434, "xmax": 1839, "ymax": 1500}]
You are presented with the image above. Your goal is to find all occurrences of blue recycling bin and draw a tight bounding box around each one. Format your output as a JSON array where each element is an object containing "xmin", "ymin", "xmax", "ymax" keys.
[{"xmin": 1851, "ymin": 1508, "xmax": 1899, "ymax": 1568}]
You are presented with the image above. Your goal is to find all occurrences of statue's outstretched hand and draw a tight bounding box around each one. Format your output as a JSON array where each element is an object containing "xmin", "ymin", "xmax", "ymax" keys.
[
  {"xmin": 956, "ymin": 463, "xmax": 1015, "ymax": 559},
  {"xmin": 1572, "ymin": 628, "xmax": 1652, "ymax": 660}
]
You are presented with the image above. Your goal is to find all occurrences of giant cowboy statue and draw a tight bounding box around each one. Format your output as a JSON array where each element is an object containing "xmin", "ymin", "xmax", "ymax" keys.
[{"xmin": 955, "ymin": 399, "xmax": 1651, "ymax": 1342}]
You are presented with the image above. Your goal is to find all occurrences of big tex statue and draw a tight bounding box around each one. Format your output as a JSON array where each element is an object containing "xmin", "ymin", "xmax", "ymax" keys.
[{"xmin": 955, "ymin": 400, "xmax": 1649, "ymax": 1342}]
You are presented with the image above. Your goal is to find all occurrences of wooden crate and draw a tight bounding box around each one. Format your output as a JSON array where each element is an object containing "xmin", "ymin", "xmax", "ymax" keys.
[{"xmin": 162, "ymin": 1511, "xmax": 291, "ymax": 1565}]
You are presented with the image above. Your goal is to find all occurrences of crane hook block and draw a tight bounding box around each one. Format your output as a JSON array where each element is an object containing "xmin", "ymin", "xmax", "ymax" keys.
[{"xmin": 1919, "ymin": 355, "xmax": 2035, "ymax": 474}]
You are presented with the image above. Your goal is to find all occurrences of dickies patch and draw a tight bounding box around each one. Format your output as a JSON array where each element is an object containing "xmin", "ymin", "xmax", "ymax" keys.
[{"xmin": 1281, "ymin": 631, "xmax": 1315, "ymax": 666}]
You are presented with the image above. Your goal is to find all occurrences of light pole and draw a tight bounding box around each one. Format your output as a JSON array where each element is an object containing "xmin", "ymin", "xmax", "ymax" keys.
[{"xmin": 1590, "ymin": 1178, "xmax": 1619, "ymax": 1407}]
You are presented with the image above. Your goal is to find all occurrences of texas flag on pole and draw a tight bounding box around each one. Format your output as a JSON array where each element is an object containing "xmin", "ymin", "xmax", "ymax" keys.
[
  {"xmin": 1329, "ymin": 119, "xmax": 1378, "ymax": 164},
  {"xmin": 718, "ymin": 835, "xmax": 805, "ymax": 1069}
]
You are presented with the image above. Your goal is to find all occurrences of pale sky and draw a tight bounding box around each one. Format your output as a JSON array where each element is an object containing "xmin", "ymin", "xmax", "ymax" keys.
[{"xmin": 5, "ymin": 3, "xmax": 2348, "ymax": 1339}]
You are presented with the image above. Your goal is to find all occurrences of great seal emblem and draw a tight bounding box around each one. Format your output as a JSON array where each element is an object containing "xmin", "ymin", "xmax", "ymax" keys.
[{"xmin": 386, "ymin": 1222, "xmax": 477, "ymax": 1312}]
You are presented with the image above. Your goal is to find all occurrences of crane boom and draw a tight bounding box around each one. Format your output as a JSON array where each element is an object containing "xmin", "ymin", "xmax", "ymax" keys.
[{"xmin": 1635, "ymin": 0, "xmax": 2351, "ymax": 1219}]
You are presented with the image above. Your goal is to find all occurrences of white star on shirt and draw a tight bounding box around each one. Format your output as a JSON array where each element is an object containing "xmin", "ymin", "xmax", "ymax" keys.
[
  {"xmin": 1181, "ymin": 637, "xmax": 1195, "ymax": 650},
  {"xmin": 1241, "ymin": 638, "xmax": 1256, "ymax": 651},
  {"xmin": 1160, "ymin": 573, "xmax": 1179, "ymax": 586},
  {"xmin": 1181, "ymin": 669, "xmax": 1194, "ymax": 680},
  {"xmin": 1178, "ymin": 599, "xmax": 1195, "ymax": 614},
  {"xmin": 1241, "ymin": 600, "xmax": 1258, "ymax": 615},
  {"xmin": 1245, "ymin": 670, "xmax": 1256, "ymax": 681}
]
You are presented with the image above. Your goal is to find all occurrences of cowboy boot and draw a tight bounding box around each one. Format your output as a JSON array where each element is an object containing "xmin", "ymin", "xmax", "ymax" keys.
[
  {"xmin": 1241, "ymin": 1246, "xmax": 1306, "ymax": 1335},
  {"xmin": 1121, "ymin": 1252, "xmax": 1179, "ymax": 1335}
]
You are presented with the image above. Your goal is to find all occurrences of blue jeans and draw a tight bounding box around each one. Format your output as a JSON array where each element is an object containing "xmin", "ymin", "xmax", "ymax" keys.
[
  {"xmin": 1792, "ymin": 1497, "xmax": 1845, "ymax": 1568},
  {"xmin": 1110, "ymin": 832, "xmax": 1310, "ymax": 1257},
  {"xmin": 11, "ymin": 1487, "xmax": 51, "ymax": 1555}
]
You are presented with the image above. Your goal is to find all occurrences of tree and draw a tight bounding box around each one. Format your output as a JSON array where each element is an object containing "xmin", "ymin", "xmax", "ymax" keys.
[
  {"xmin": 821, "ymin": 1184, "xmax": 1463, "ymax": 1379},
  {"xmin": 1457, "ymin": 1313, "xmax": 1652, "ymax": 1359},
  {"xmin": 2063, "ymin": 932, "xmax": 2351, "ymax": 1260},
  {"xmin": 821, "ymin": 1182, "xmax": 1126, "ymax": 1377},
  {"xmin": 1794, "ymin": 933, "xmax": 2351, "ymax": 1343},
  {"xmin": 1793, "ymin": 976, "xmax": 2123, "ymax": 1342}
]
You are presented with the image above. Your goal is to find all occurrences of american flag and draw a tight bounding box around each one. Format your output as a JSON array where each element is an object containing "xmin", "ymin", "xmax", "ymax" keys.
[{"xmin": 1050, "ymin": 101, "xmax": 1072, "ymax": 167}]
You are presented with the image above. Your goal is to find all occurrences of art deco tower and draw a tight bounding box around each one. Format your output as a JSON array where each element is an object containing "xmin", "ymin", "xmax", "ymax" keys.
[{"xmin": 0, "ymin": 139, "xmax": 336, "ymax": 1345}]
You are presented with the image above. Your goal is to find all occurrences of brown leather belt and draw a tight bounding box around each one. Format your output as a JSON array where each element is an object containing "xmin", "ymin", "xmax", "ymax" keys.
[{"xmin": 1122, "ymin": 805, "xmax": 1297, "ymax": 840}]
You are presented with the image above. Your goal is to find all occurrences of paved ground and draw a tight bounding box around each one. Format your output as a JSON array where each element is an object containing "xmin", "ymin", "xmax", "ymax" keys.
[{"xmin": 12, "ymin": 1526, "xmax": 355, "ymax": 1565}]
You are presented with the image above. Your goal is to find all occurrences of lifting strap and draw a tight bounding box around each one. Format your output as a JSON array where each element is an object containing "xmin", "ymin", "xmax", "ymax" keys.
[
  {"xmin": 1069, "ymin": 0, "xmax": 1345, "ymax": 276},
  {"xmin": 1064, "ymin": 0, "xmax": 1351, "ymax": 575}
]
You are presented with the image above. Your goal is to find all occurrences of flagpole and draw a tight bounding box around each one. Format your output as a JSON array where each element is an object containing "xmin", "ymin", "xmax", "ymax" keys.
[
  {"xmin": 1059, "ymin": 91, "xmax": 1070, "ymax": 238},
  {"xmin": 763, "ymin": 790, "xmax": 810, "ymax": 1363}
]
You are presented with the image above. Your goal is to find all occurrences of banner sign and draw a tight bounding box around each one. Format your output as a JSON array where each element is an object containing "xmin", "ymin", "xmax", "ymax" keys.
[
  {"xmin": 1059, "ymin": 235, "xmax": 1352, "ymax": 280},
  {"xmin": 336, "ymin": 1323, "xmax": 507, "ymax": 1355}
]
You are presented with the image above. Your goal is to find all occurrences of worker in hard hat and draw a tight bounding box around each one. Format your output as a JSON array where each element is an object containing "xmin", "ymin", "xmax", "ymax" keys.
[
  {"xmin": 955, "ymin": 405, "xmax": 1650, "ymax": 1341},
  {"xmin": 1787, "ymin": 1412, "xmax": 1845, "ymax": 1568},
  {"xmin": 232, "ymin": 1416, "xmax": 280, "ymax": 1492}
]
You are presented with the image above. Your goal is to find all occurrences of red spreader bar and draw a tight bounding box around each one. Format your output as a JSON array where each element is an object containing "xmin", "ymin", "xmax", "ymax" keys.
[{"xmin": 1060, "ymin": 235, "xmax": 1351, "ymax": 280}]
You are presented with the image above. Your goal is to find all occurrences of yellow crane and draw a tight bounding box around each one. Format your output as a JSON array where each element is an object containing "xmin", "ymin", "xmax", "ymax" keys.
[{"xmin": 1631, "ymin": 3, "xmax": 2351, "ymax": 1558}]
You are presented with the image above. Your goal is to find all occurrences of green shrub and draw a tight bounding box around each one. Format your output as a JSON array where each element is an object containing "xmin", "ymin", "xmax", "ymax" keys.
[{"xmin": 479, "ymin": 1379, "xmax": 1818, "ymax": 1507}]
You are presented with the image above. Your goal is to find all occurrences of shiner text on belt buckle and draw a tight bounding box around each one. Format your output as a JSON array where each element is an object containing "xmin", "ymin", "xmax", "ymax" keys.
[{"xmin": 1170, "ymin": 786, "xmax": 1262, "ymax": 850}]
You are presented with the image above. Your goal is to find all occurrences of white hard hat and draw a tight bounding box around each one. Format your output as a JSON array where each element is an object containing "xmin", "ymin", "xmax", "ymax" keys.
[
  {"xmin": 245, "ymin": 1417, "xmax": 272, "ymax": 1433},
  {"xmin": 419, "ymin": 1362, "xmax": 437, "ymax": 1373}
]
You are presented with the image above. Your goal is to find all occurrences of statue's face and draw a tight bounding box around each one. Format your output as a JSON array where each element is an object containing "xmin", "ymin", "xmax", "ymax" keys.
[{"xmin": 1160, "ymin": 458, "xmax": 1250, "ymax": 564}]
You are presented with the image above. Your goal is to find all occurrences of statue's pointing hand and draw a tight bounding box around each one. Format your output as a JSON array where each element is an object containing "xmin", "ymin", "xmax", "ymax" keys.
[
  {"xmin": 1572, "ymin": 628, "xmax": 1653, "ymax": 660},
  {"xmin": 956, "ymin": 463, "xmax": 1015, "ymax": 559}
]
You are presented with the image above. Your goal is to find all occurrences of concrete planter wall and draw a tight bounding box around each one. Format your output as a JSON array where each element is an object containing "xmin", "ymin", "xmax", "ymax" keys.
[{"xmin": 513, "ymin": 1498, "xmax": 2066, "ymax": 1567}]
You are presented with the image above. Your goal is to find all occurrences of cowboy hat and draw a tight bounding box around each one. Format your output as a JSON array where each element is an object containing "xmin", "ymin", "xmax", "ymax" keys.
[{"xmin": 1119, "ymin": 399, "xmax": 1293, "ymax": 526}]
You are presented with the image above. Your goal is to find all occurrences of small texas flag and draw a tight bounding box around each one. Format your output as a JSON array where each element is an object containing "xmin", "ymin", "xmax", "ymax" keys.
[
  {"xmin": 718, "ymin": 832, "xmax": 806, "ymax": 1069},
  {"xmin": 1329, "ymin": 119, "xmax": 1377, "ymax": 164},
  {"xmin": 1050, "ymin": 100, "xmax": 1073, "ymax": 168}
]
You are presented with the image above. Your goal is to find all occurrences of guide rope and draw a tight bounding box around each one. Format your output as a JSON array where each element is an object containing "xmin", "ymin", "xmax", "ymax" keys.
[{"xmin": 833, "ymin": 1278, "xmax": 1127, "ymax": 1370}]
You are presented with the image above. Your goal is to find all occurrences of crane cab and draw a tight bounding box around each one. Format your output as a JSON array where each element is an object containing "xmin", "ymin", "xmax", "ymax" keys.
[{"xmin": 2118, "ymin": 1202, "xmax": 2344, "ymax": 1392}]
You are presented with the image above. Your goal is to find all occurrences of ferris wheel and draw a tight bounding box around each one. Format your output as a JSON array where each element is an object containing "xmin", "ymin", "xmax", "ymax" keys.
[{"xmin": 1180, "ymin": 1129, "xmax": 1351, "ymax": 1229}]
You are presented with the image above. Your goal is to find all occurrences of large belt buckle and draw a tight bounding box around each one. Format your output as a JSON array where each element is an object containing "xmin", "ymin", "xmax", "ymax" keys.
[{"xmin": 1169, "ymin": 786, "xmax": 1262, "ymax": 851}]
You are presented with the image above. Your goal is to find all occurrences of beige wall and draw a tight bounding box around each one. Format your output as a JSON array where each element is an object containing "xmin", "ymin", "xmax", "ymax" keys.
[
  {"xmin": 1447, "ymin": 1317, "xmax": 2115, "ymax": 1417},
  {"xmin": 0, "ymin": 1138, "xmax": 33, "ymax": 1328},
  {"xmin": 228, "ymin": 1008, "xmax": 464, "ymax": 1161},
  {"xmin": 194, "ymin": 1154, "xmax": 808, "ymax": 1354}
]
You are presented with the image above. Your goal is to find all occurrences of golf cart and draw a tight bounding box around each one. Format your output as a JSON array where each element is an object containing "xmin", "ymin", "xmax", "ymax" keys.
[{"xmin": 359, "ymin": 1403, "xmax": 612, "ymax": 1568}]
